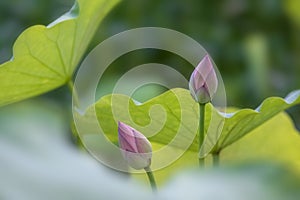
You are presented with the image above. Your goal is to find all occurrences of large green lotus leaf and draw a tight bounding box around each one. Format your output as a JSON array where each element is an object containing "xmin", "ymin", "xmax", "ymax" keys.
[
  {"xmin": 94, "ymin": 88, "xmax": 199, "ymax": 151},
  {"xmin": 73, "ymin": 88, "xmax": 199, "ymax": 173},
  {"xmin": 80, "ymin": 88, "xmax": 300, "ymax": 183},
  {"xmin": 92, "ymin": 88, "xmax": 300, "ymax": 155},
  {"xmin": 0, "ymin": 0, "xmax": 120, "ymax": 106},
  {"xmin": 208, "ymin": 89, "xmax": 300, "ymax": 156},
  {"xmin": 221, "ymin": 111, "xmax": 300, "ymax": 172},
  {"xmin": 135, "ymin": 113, "xmax": 300, "ymax": 185}
]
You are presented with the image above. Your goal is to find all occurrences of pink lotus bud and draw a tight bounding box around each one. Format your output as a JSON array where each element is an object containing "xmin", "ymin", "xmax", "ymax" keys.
[
  {"xmin": 118, "ymin": 121, "xmax": 152, "ymax": 170},
  {"xmin": 189, "ymin": 54, "xmax": 218, "ymax": 104}
]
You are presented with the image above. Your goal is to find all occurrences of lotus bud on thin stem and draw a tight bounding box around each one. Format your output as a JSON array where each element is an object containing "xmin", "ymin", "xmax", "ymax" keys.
[{"xmin": 118, "ymin": 121, "xmax": 157, "ymax": 192}]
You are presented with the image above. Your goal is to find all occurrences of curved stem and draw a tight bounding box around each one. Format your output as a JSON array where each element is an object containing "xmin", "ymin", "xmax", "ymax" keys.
[
  {"xmin": 144, "ymin": 167, "xmax": 157, "ymax": 192},
  {"xmin": 67, "ymin": 79, "xmax": 82, "ymax": 147},
  {"xmin": 199, "ymin": 103, "xmax": 206, "ymax": 167},
  {"xmin": 67, "ymin": 79, "xmax": 79, "ymax": 107},
  {"xmin": 199, "ymin": 158, "xmax": 205, "ymax": 167},
  {"xmin": 212, "ymin": 152, "xmax": 220, "ymax": 167}
]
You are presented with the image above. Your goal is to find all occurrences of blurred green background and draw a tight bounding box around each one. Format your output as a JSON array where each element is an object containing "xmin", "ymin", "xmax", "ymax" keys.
[{"xmin": 0, "ymin": 0, "xmax": 299, "ymax": 128}]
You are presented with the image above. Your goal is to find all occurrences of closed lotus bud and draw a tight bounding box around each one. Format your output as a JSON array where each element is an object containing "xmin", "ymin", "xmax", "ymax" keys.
[
  {"xmin": 118, "ymin": 121, "xmax": 152, "ymax": 170},
  {"xmin": 189, "ymin": 54, "xmax": 218, "ymax": 104}
]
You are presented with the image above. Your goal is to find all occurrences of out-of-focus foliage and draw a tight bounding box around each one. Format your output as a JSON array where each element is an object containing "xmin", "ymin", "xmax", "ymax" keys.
[
  {"xmin": 96, "ymin": 0, "xmax": 300, "ymax": 128},
  {"xmin": 94, "ymin": 0, "xmax": 300, "ymax": 100},
  {"xmin": 0, "ymin": 101, "xmax": 150, "ymax": 200},
  {"xmin": 1, "ymin": 101, "xmax": 300, "ymax": 200}
]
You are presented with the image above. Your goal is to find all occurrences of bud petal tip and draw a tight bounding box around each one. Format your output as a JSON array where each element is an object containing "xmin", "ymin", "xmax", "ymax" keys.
[{"xmin": 189, "ymin": 54, "xmax": 218, "ymax": 104}]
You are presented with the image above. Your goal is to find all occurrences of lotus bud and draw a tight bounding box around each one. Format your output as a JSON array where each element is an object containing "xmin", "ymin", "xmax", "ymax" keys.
[
  {"xmin": 189, "ymin": 54, "xmax": 218, "ymax": 104},
  {"xmin": 118, "ymin": 121, "xmax": 152, "ymax": 170}
]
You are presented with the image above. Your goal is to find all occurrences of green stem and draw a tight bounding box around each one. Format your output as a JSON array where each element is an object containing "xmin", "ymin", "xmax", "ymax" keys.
[
  {"xmin": 199, "ymin": 158, "xmax": 204, "ymax": 167},
  {"xmin": 144, "ymin": 167, "xmax": 157, "ymax": 192},
  {"xmin": 67, "ymin": 79, "xmax": 79, "ymax": 106},
  {"xmin": 212, "ymin": 152, "xmax": 220, "ymax": 167},
  {"xmin": 199, "ymin": 103, "xmax": 206, "ymax": 167}
]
